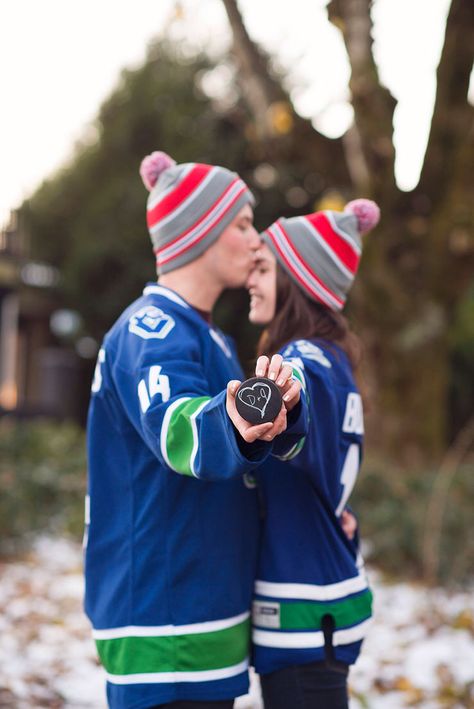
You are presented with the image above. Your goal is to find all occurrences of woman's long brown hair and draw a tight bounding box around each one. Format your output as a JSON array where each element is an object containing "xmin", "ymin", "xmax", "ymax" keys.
[{"xmin": 257, "ymin": 265, "xmax": 362, "ymax": 375}]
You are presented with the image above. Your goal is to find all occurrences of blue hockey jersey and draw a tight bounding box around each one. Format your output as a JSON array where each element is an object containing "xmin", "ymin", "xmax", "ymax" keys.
[
  {"xmin": 252, "ymin": 339, "xmax": 372, "ymax": 675},
  {"xmin": 84, "ymin": 284, "xmax": 305, "ymax": 708}
]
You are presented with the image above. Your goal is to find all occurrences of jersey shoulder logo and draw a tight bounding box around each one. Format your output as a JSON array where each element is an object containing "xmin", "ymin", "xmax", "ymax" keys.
[
  {"xmin": 283, "ymin": 339, "xmax": 332, "ymax": 368},
  {"xmin": 129, "ymin": 305, "xmax": 175, "ymax": 340}
]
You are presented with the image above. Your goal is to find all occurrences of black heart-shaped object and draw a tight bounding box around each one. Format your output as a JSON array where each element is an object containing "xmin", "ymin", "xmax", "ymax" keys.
[{"xmin": 235, "ymin": 377, "xmax": 282, "ymax": 424}]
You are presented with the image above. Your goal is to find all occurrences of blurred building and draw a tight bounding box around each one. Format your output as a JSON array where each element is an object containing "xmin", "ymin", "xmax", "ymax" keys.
[{"xmin": 0, "ymin": 211, "xmax": 86, "ymax": 422}]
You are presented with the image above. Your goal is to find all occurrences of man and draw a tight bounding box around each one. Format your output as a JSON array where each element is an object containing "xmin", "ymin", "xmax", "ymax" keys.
[{"xmin": 84, "ymin": 151, "xmax": 305, "ymax": 709}]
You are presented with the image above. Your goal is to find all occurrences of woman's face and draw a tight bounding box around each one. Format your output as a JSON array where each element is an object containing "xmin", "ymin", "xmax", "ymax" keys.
[{"xmin": 246, "ymin": 242, "xmax": 277, "ymax": 325}]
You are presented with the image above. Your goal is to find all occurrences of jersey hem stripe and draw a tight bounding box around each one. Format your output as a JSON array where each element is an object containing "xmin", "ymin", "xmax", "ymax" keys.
[
  {"xmin": 105, "ymin": 658, "xmax": 249, "ymax": 685},
  {"xmin": 255, "ymin": 574, "xmax": 368, "ymax": 601},
  {"xmin": 253, "ymin": 617, "xmax": 371, "ymax": 649},
  {"xmin": 93, "ymin": 610, "xmax": 251, "ymax": 640}
]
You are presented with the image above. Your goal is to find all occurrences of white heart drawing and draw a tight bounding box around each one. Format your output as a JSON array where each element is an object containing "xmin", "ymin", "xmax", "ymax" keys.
[{"xmin": 237, "ymin": 383, "xmax": 272, "ymax": 419}]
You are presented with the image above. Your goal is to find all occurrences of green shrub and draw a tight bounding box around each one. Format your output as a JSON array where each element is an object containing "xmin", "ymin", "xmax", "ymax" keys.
[
  {"xmin": 1, "ymin": 419, "xmax": 472, "ymax": 587},
  {"xmin": 353, "ymin": 455, "xmax": 474, "ymax": 587},
  {"xmin": 0, "ymin": 418, "xmax": 86, "ymax": 555}
]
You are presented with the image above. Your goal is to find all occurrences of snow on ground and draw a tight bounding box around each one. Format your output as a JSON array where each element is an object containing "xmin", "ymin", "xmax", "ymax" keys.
[{"xmin": 0, "ymin": 537, "xmax": 473, "ymax": 708}]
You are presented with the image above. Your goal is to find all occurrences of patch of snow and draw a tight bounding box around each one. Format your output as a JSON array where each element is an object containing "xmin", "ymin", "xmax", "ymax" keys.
[{"xmin": 0, "ymin": 537, "xmax": 473, "ymax": 708}]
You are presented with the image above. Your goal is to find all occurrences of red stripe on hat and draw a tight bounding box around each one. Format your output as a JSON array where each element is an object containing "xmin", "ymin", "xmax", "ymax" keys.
[
  {"xmin": 156, "ymin": 179, "xmax": 247, "ymax": 267},
  {"xmin": 156, "ymin": 176, "xmax": 242, "ymax": 256},
  {"xmin": 306, "ymin": 213, "xmax": 359, "ymax": 274},
  {"xmin": 266, "ymin": 222, "xmax": 344, "ymax": 310},
  {"xmin": 265, "ymin": 226, "xmax": 332, "ymax": 307},
  {"xmin": 147, "ymin": 164, "xmax": 212, "ymax": 229}
]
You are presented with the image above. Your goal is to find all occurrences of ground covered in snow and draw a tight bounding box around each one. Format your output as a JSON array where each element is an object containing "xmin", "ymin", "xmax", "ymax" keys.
[{"xmin": 1, "ymin": 538, "xmax": 473, "ymax": 708}]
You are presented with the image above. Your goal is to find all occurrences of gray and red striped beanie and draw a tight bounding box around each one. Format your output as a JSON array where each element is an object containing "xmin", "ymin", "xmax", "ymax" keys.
[
  {"xmin": 140, "ymin": 151, "xmax": 255, "ymax": 274},
  {"xmin": 263, "ymin": 199, "xmax": 380, "ymax": 311}
]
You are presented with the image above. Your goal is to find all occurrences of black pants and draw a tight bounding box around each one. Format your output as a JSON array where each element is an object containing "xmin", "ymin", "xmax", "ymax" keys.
[
  {"xmin": 152, "ymin": 701, "xmax": 234, "ymax": 708},
  {"xmin": 260, "ymin": 660, "xmax": 349, "ymax": 709}
]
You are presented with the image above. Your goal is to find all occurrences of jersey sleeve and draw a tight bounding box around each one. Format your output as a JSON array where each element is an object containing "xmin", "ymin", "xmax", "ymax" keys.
[
  {"xmin": 94, "ymin": 321, "xmax": 272, "ymax": 482},
  {"xmin": 270, "ymin": 357, "xmax": 309, "ymax": 461}
]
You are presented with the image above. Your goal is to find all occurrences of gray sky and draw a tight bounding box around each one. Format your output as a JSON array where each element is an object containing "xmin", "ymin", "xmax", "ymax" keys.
[{"xmin": 2, "ymin": 0, "xmax": 468, "ymax": 227}]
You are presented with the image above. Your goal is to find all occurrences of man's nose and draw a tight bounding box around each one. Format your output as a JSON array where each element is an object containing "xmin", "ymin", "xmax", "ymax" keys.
[{"xmin": 249, "ymin": 227, "xmax": 261, "ymax": 250}]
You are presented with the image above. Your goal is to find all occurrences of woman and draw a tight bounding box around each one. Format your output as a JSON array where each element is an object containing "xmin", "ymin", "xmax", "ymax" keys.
[{"xmin": 246, "ymin": 200, "xmax": 380, "ymax": 708}]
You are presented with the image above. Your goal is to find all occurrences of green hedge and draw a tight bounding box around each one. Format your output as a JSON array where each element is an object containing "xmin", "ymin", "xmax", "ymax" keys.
[
  {"xmin": 0, "ymin": 418, "xmax": 86, "ymax": 554},
  {"xmin": 1, "ymin": 419, "xmax": 472, "ymax": 586},
  {"xmin": 352, "ymin": 455, "xmax": 474, "ymax": 586}
]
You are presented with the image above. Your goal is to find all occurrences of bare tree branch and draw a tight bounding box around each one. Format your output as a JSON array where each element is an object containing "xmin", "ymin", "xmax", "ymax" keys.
[
  {"xmin": 417, "ymin": 0, "xmax": 474, "ymax": 204},
  {"xmin": 221, "ymin": 0, "xmax": 351, "ymax": 186},
  {"xmin": 220, "ymin": 0, "xmax": 472, "ymax": 459},
  {"xmin": 342, "ymin": 124, "xmax": 371, "ymax": 192},
  {"xmin": 221, "ymin": 0, "xmax": 286, "ymax": 139},
  {"xmin": 422, "ymin": 417, "xmax": 474, "ymax": 585},
  {"xmin": 328, "ymin": 0, "xmax": 397, "ymax": 197}
]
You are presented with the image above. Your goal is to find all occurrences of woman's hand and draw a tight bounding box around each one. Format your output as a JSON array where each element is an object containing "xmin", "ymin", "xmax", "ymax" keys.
[
  {"xmin": 255, "ymin": 354, "xmax": 301, "ymax": 412},
  {"xmin": 340, "ymin": 509, "xmax": 358, "ymax": 541},
  {"xmin": 226, "ymin": 380, "xmax": 288, "ymax": 443}
]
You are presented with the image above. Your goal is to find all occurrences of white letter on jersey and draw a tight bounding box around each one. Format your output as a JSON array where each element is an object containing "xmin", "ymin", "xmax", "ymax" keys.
[
  {"xmin": 91, "ymin": 348, "xmax": 105, "ymax": 393},
  {"xmin": 335, "ymin": 444, "xmax": 360, "ymax": 516},
  {"xmin": 342, "ymin": 393, "xmax": 364, "ymax": 434},
  {"xmin": 138, "ymin": 365, "xmax": 171, "ymax": 413}
]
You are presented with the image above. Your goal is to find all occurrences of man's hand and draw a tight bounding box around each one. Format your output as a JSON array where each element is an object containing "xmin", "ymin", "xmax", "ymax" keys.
[
  {"xmin": 226, "ymin": 380, "xmax": 287, "ymax": 443},
  {"xmin": 255, "ymin": 354, "xmax": 301, "ymax": 412}
]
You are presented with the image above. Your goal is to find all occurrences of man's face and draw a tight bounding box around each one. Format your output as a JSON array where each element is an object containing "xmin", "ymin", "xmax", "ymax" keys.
[{"xmin": 209, "ymin": 204, "xmax": 260, "ymax": 288}]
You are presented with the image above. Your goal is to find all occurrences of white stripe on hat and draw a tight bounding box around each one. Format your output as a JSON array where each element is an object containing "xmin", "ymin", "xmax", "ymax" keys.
[
  {"xmin": 149, "ymin": 166, "xmax": 218, "ymax": 235},
  {"xmin": 269, "ymin": 223, "xmax": 343, "ymax": 310},
  {"xmin": 300, "ymin": 217, "xmax": 355, "ymax": 281},
  {"xmin": 325, "ymin": 210, "xmax": 362, "ymax": 255},
  {"xmin": 147, "ymin": 164, "xmax": 195, "ymax": 212},
  {"xmin": 158, "ymin": 179, "xmax": 247, "ymax": 265}
]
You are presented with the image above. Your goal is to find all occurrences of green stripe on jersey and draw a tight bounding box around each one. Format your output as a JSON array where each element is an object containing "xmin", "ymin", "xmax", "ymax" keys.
[
  {"xmin": 96, "ymin": 617, "xmax": 250, "ymax": 676},
  {"xmin": 163, "ymin": 396, "xmax": 211, "ymax": 476},
  {"xmin": 276, "ymin": 359, "xmax": 308, "ymax": 461},
  {"xmin": 289, "ymin": 364, "xmax": 306, "ymax": 391},
  {"xmin": 256, "ymin": 590, "xmax": 372, "ymax": 631},
  {"xmin": 276, "ymin": 436, "xmax": 305, "ymax": 461}
]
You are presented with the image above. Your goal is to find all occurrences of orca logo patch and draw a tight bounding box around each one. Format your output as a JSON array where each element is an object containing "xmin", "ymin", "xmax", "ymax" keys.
[{"xmin": 129, "ymin": 306, "xmax": 175, "ymax": 340}]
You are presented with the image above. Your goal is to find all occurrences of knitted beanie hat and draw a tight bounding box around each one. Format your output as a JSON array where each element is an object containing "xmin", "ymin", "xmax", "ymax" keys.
[
  {"xmin": 140, "ymin": 151, "xmax": 255, "ymax": 274},
  {"xmin": 263, "ymin": 199, "xmax": 380, "ymax": 311}
]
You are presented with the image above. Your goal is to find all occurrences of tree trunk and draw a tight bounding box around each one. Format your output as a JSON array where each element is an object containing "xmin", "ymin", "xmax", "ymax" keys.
[
  {"xmin": 220, "ymin": 0, "xmax": 351, "ymax": 186},
  {"xmin": 222, "ymin": 0, "xmax": 474, "ymax": 462}
]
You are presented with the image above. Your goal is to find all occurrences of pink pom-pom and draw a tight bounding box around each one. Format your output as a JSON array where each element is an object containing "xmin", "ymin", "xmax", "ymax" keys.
[
  {"xmin": 344, "ymin": 199, "xmax": 380, "ymax": 234},
  {"xmin": 139, "ymin": 151, "xmax": 176, "ymax": 191}
]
